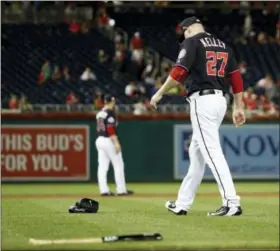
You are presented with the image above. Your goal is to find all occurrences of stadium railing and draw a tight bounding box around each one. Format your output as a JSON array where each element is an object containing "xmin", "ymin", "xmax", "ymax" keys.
[
  {"xmin": 2, "ymin": 105, "xmax": 279, "ymax": 122},
  {"xmin": 2, "ymin": 104, "xmax": 191, "ymax": 114}
]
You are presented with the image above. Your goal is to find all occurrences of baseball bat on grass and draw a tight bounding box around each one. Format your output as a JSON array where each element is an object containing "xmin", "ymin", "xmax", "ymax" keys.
[{"xmin": 29, "ymin": 233, "xmax": 162, "ymax": 245}]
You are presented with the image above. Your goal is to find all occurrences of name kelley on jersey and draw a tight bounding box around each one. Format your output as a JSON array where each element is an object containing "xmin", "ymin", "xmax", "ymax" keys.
[{"xmin": 200, "ymin": 37, "xmax": 225, "ymax": 49}]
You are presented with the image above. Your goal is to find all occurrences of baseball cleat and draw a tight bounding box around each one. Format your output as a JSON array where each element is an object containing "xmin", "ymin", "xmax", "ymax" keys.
[
  {"xmin": 117, "ymin": 190, "xmax": 134, "ymax": 196},
  {"xmin": 207, "ymin": 206, "xmax": 243, "ymax": 216},
  {"xmin": 101, "ymin": 192, "xmax": 115, "ymax": 196},
  {"xmin": 165, "ymin": 201, "xmax": 187, "ymax": 215}
]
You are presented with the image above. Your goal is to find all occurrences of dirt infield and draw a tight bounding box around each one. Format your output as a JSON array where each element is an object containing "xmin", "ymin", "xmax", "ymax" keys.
[{"xmin": 2, "ymin": 192, "xmax": 279, "ymax": 199}]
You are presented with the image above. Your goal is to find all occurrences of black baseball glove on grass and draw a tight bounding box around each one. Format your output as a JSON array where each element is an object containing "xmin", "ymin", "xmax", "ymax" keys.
[{"xmin": 69, "ymin": 198, "xmax": 99, "ymax": 213}]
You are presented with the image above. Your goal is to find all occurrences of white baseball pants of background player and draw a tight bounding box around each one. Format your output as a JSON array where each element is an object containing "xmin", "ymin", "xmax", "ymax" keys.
[
  {"xmin": 95, "ymin": 136, "xmax": 127, "ymax": 194},
  {"xmin": 176, "ymin": 90, "xmax": 240, "ymax": 210}
]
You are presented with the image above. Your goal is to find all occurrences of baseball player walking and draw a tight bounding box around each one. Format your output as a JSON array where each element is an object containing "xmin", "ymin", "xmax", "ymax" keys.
[
  {"xmin": 150, "ymin": 17, "xmax": 245, "ymax": 216},
  {"xmin": 95, "ymin": 94, "xmax": 133, "ymax": 196}
]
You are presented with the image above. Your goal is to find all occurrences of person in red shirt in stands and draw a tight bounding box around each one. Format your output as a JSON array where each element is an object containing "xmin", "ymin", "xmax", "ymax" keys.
[
  {"xmin": 98, "ymin": 8, "xmax": 109, "ymax": 29},
  {"xmin": 9, "ymin": 94, "xmax": 18, "ymax": 109},
  {"xmin": 175, "ymin": 24, "xmax": 182, "ymax": 37},
  {"xmin": 242, "ymin": 88, "xmax": 251, "ymax": 104},
  {"xmin": 130, "ymin": 32, "xmax": 144, "ymax": 63},
  {"xmin": 66, "ymin": 91, "xmax": 78, "ymax": 105},
  {"xmin": 243, "ymin": 88, "xmax": 258, "ymax": 111},
  {"xmin": 259, "ymin": 94, "xmax": 277, "ymax": 115},
  {"xmin": 130, "ymin": 32, "xmax": 144, "ymax": 50},
  {"xmin": 260, "ymin": 95, "xmax": 271, "ymax": 111},
  {"xmin": 93, "ymin": 90, "xmax": 104, "ymax": 110},
  {"xmin": 246, "ymin": 93, "xmax": 258, "ymax": 111},
  {"xmin": 69, "ymin": 19, "xmax": 81, "ymax": 34}
]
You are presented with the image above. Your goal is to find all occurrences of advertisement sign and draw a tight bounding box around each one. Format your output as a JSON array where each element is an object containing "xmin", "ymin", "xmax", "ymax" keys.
[
  {"xmin": 174, "ymin": 124, "xmax": 279, "ymax": 180},
  {"xmin": 1, "ymin": 125, "xmax": 90, "ymax": 181}
]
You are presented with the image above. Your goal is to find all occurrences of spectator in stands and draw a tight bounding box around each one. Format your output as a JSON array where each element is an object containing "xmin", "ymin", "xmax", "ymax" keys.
[
  {"xmin": 66, "ymin": 91, "xmax": 78, "ymax": 105},
  {"xmin": 151, "ymin": 77, "xmax": 163, "ymax": 96},
  {"xmin": 18, "ymin": 94, "xmax": 30, "ymax": 110},
  {"xmin": 64, "ymin": 2, "xmax": 76, "ymax": 21},
  {"xmin": 97, "ymin": 7, "xmax": 110, "ymax": 30},
  {"xmin": 259, "ymin": 94, "xmax": 276, "ymax": 115},
  {"xmin": 276, "ymin": 18, "xmax": 280, "ymax": 43},
  {"xmin": 243, "ymin": 12, "xmax": 252, "ymax": 38},
  {"xmin": 93, "ymin": 90, "xmax": 104, "ymax": 110},
  {"xmin": 266, "ymin": 79, "xmax": 279, "ymax": 101},
  {"xmin": 256, "ymin": 74, "xmax": 274, "ymax": 96},
  {"xmin": 38, "ymin": 70, "xmax": 44, "ymax": 85},
  {"xmin": 166, "ymin": 85, "xmax": 181, "ymax": 95},
  {"xmin": 141, "ymin": 58, "xmax": 157, "ymax": 85},
  {"xmin": 113, "ymin": 43, "xmax": 125, "ymax": 79},
  {"xmin": 175, "ymin": 24, "xmax": 182, "ymax": 37},
  {"xmin": 257, "ymin": 32, "xmax": 268, "ymax": 44},
  {"xmin": 243, "ymin": 88, "xmax": 258, "ymax": 112},
  {"xmin": 237, "ymin": 61, "xmax": 260, "ymax": 88},
  {"xmin": 84, "ymin": 4, "xmax": 93, "ymax": 21},
  {"xmin": 125, "ymin": 81, "xmax": 145, "ymax": 100},
  {"xmin": 98, "ymin": 49, "xmax": 108, "ymax": 64},
  {"xmin": 130, "ymin": 32, "xmax": 144, "ymax": 63},
  {"xmin": 115, "ymin": 33, "xmax": 124, "ymax": 45},
  {"xmin": 69, "ymin": 19, "xmax": 81, "ymax": 34},
  {"xmin": 247, "ymin": 93, "xmax": 259, "ymax": 112},
  {"xmin": 38, "ymin": 60, "xmax": 51, "ymax": 84},
  {"xmin": 130, "ymin": 31, "xmax": 144, "ymax": 50},
  {"xmin": 63, "ymin": 67, "xmax": 71, "ymax": 81},
  {"xmin": 9, "ymin": 94, "xmax": 18, "ymax": 109},
  {"xmin": 125, "ymin": 81, "xmax": 137, "ymax": 97},
  {"xmin": 52, "ymin": 65, "xmax": 61, "ymax": 82},
  {"xmin": 138, "ymin": 83, "xmax": 146, "ymax": 96},
  {"xmin": 160, "ymin": 60, "xmax": 172, "ymax": 81},
  {"xmin": 80, "ymin": 67, "xmax": 97, "ymax": 81},
  {"xmin": 133, "ymin": 98, "xmax": 148, "ymax": 115},
  {"xmin": 167, "ymin": 83, "xmax": 185, "ymax": 96},
  {"xmin": 81, "ymin": 22, "xmax": 89, "ymax": 34}
]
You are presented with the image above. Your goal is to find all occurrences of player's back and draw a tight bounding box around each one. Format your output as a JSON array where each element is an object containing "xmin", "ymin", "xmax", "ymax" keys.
[
  {"xmin": 187, "ymin": 32, "xmax": 235, "ymax": 95},
  {"xmin": 96, "ymin": 108, "xmax": 116, "ymax": 137}
]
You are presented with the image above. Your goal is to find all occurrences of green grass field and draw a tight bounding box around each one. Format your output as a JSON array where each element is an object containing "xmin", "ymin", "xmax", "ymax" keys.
[{"xmin": 2, "ymin": 182, "xmax": 279, "ymax": 250}]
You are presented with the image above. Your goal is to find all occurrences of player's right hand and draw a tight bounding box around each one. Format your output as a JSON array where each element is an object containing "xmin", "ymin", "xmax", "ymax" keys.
[
  {"xmin": 232, "ymin": 108, "xmax": 246, "ymax": 128},
  {"xmin": 150, "ymin": 93, "xmax": 162, "ymax": 109}
]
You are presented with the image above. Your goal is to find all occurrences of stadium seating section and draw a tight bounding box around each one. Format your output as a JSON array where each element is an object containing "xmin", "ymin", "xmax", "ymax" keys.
[{"xmin": 1, "ymin": 9, "xmax": 279, "ymax": 106}]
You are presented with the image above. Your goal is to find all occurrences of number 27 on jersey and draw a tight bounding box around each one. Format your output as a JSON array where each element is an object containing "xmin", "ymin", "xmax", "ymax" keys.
[{"xmin": 206, "ymin": 51, "xmax": 228, "ymax": 77}]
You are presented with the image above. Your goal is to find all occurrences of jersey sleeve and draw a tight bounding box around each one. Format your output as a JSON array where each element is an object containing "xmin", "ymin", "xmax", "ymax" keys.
[
  {"xmin": 173, "ymin": 38, "xmax": 197, "ymax": 72},
  {"xmin": 227, "ymin": 48, "xmax": 239, "ymax": 75},
  {"xmin": 226, "ymin": 48, "xmax": 243, "ymax": 93}
]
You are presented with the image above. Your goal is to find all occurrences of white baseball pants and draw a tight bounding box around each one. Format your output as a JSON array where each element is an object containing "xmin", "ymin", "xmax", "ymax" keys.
[
  {"xmin": 95, "ymin": 136, "xmax": 127, "ymax": 194},
  {"xmin": 176, "ymin": 90, "xmax": 240, "ymax": 210}
]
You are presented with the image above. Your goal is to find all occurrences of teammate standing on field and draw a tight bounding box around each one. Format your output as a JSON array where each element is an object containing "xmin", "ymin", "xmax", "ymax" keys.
[
  {"xmin": 95, "ymin": 94, "xmax": 133, "ymax": 196},
  {"xmin": 150, "ymin": 17, "xmax": 245, "ymax": 216}
]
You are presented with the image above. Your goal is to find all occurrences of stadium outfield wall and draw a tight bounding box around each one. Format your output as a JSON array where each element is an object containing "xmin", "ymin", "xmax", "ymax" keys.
[{"xmin": 1, "ymin": 113, "xmax": 279, "ymax": 183}]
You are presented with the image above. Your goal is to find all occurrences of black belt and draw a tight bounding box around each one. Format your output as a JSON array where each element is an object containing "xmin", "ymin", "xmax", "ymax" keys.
[{"xmin": 199, "ymin": 89, "xmax": 226, "ymax": 96}]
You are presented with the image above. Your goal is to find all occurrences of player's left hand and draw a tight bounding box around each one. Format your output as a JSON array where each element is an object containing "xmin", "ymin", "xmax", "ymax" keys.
[
  {"xmin": 232, "ymin": 108, "xmax": 246, "ymax": 127},
  {"xmin": 115, "ymin": 143, "xmax": 121, "ymax": 154},
  {"xmin": 150, "ymin": 93, "xmax": 162, "ymax": 109}
]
